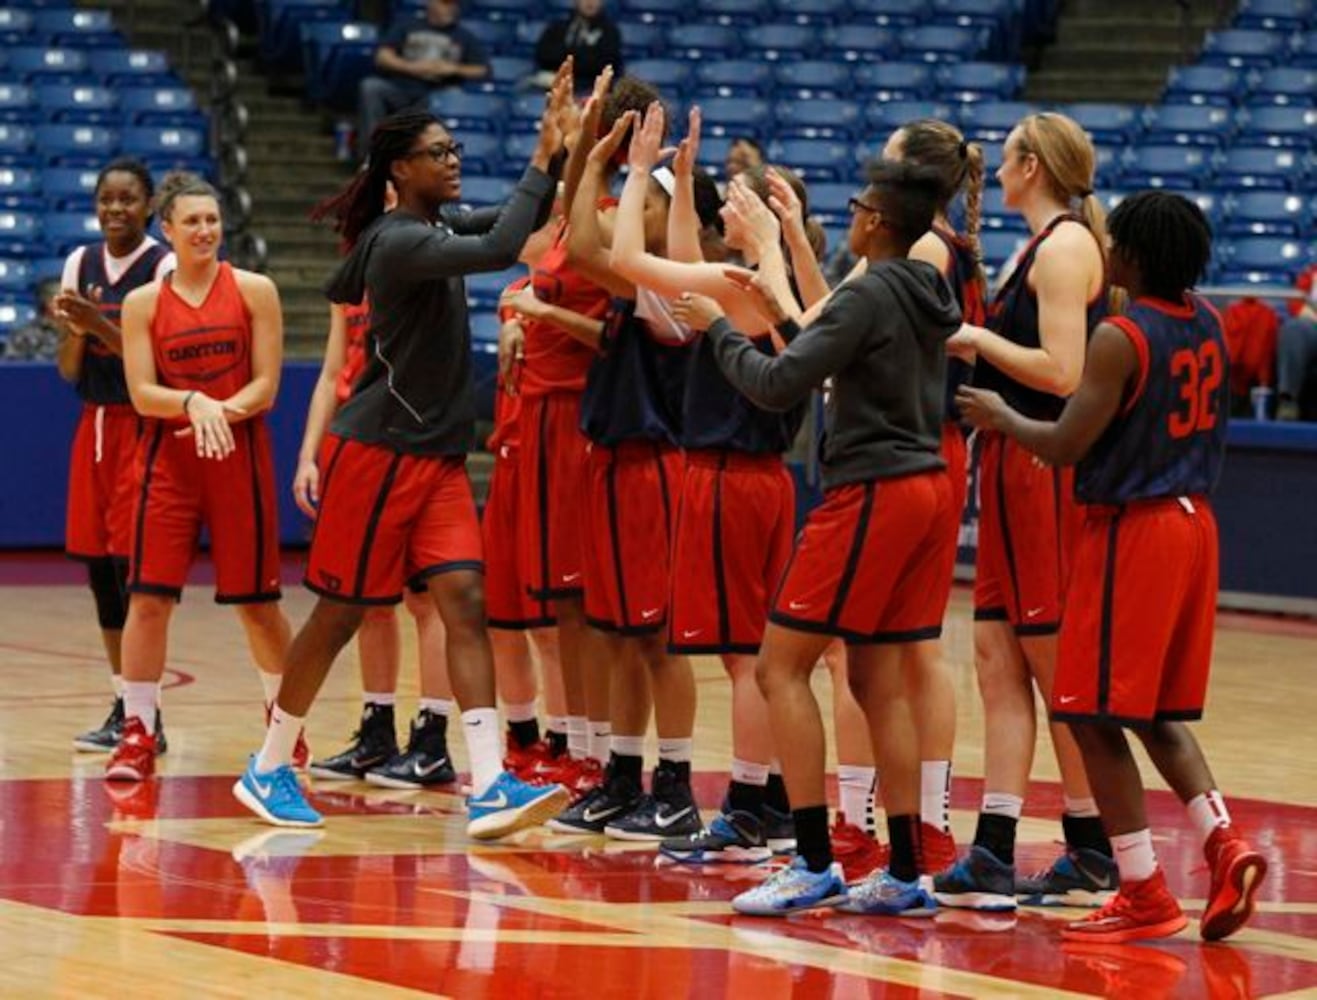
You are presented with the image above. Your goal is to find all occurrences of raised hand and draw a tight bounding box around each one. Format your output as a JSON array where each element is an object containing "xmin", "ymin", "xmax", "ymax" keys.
[
  {"xmin": 765, "ymin": 168, "xmax": 805, "ymax": 236},
  {"xmin": 627, "ymin": 101, "xmax": 667, "ymax": 173},
  {"xmin": 588, "ymin": 109, "xmax": 636, "ymax": 169},
  {"xmin": 533, "ymin": 59, "xmax": 576, "ymax": 167},
  {"xmin": 672, "ymin": 106, "xmax": 702, "ymax": 178},
  {"xmin": 726, "ymin": 180, "xmax": 781, "ymax": 250}
]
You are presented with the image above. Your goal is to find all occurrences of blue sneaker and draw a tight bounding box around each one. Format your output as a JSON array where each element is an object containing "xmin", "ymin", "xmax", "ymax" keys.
[
  {"xmin": 731, "ymin": 856, "xmax": 848, "ymax": 916},
  {"xmin": 841, "ymin": 868, "xmax": 938, "ymax": 917},
  {"xmin": 1016, "ymin": 847, "xmax": 1118, "ymax": 907},
  {"xmin": 933, "ymin": 845, "xmax": 1018, "ymax": 911},
  {"xmin": 467, "ymin": 770, "xmax": 570, "ymax": 840},
  {"xmin": 660, "ymin": 811, "xmax": 773, "ymax": 865},
  {"xmin": 233, "ymin": 756, "xmax": 323, "ymax": 828}
]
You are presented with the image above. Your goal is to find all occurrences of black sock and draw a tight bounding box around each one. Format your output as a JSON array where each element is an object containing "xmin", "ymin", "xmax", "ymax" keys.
[
  {"xmin": 658, "ymin": 759, "xmax": 691, "ymax": 785},
  {"xmin": 546, "ymin": 729, "xmax": 568, "ymax": 757},
  {"xmin": 1062, "ymin": 813, "xmax": 1112, "ymax": 857},
  {"xmin": 887, "ymin": 814, "xmax": 920, "ymax": 883},
  {"xmin": 508, "ymin": 717, "xmax": 539, "ymax": 749},
  {"xmin": 608, "ymin": 752, "xmax": 643, "ymax": 791},
  {"xmin": 765, "ymin": 772, "xmax": 791, "ymax": 813},
  {"xmin": 973, "ymin": 813, "xmax": 1018, "ymax": 865},
  {"xmin": 794, "ymin": 805, "xmax": 833, "ymax": 873},
  {"xmin": 728, "ymin": 779, "xmax": 766, "ymax": 816}
]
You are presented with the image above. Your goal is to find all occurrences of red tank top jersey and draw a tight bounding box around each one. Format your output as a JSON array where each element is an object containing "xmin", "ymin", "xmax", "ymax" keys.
[
  {"xmin": 487, "ymin": 276, "xmax": 531, "ymax": 452},
  {"xmin": 519, "ymin": 199, "xmax": 617, "ymax": 398},
  {"xmin": 335, "ymin": 298, "xmax": 372, "ymax": 403},
  {"xmin": 150, "ymin": 263, "xmax": 254, "ymax": 402}
]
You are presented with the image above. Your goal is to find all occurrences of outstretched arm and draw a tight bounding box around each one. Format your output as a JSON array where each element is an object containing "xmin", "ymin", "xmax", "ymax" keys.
[
  {"xmin": 667, "ymin": 106, "xmax": 704, "ymax": 264},
  {"xmin": 566, "ymin": 103, "xmax": 636, "ymax": 298}
]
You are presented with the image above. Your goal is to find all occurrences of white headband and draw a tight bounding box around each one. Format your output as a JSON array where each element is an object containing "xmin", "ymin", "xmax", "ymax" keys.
[{"xmin": 651, "ymin": 166, "xmax": 676, "ymax": 198}]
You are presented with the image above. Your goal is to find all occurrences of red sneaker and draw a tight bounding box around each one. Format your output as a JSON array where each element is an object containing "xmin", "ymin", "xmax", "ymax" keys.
[
  {"xmin": 1061, "ymin": 869, "xmax": 1188, "ymax": 944},
  {"xmin": 1201, "ymin": 826, "xmax": 1268, "ymax": 942},
  {"xmin": 106, "ymin": 717, "xmax": 156, "ymax": 782},
  {"xmin": 918, "ymin": 822, "xmax": 958, "ymax": 876},
  {"xmin": 504, "ymin": 737, "xmax": 555, "ymax": 779},
  {"xmin": 549, "ymin": 756, "xmax": 604, "ymax": 801},
  {"xmin": 831, "ymin": 812, "xmax": 889, "ymax": 883}
]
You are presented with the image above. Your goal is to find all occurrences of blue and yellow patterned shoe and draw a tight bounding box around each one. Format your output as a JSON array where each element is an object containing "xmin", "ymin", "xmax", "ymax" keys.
[
  {"xmin": 731, "ymin": 856, "xmax": 848, "ymax": 916},
  {"xmin": 841, "ymin": 868, "xmax": 938, "ymax": 917}
]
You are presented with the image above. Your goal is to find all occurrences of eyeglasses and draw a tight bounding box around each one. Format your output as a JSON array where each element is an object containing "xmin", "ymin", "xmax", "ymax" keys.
[
  {"xmin": 407, "ymin": 141, "xmax": 464, "ymax": 163},
  {"xmin": 848, "ymin": 196, "xmax": 880, "ymax": 215}
]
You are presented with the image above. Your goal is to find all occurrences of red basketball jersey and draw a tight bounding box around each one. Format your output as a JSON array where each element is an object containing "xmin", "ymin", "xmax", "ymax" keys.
[
  {"xmin": 150, "ymin": 263, "xmax": 253, "ymax": 401},
  {"xmin": 335, "ymin": 298, "xmax": 372, "ymax": 404},
  {"xmin": 488, "ymin": 277, "xmax": 530, "ymax": 452}
]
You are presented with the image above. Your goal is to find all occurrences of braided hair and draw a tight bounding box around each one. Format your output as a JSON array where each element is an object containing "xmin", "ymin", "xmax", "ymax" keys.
[
  {"xmin": 895, "ymin": 119, "xmax": 987, "ymax": 291},
  {"xmin": 1108, "ymin": 191, "xmax": 1213, "ymax": 301},
  {"xmin": 310, "ymin": 109, "xmax": 439, "ymax": 248}
]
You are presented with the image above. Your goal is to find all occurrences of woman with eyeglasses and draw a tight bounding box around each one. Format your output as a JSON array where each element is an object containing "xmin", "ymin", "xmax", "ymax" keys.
[
  {"xmin": 234, "ymin": 66, "xmax": 578, "ymax": 839},
  {"xmin": 933, "ymin": 111, "xmax": 1117, "ymax": 913}
]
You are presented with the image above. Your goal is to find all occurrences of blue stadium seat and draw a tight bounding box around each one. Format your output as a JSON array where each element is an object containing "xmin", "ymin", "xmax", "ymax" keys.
[
  {"xmin": 767, "ymin": 138, "xmax": 852, "ymax": 180},
  {"xmin": 479, "ymin": 0, "xmax": 545, "ymax": 20},
  {"xmin": 1061, "ymin": 103, "xmax": 1143, "ymax": 144},
  {"xmin": 820, "ymin": 24, "xmax": 900, "ymax": 61},
  {"xmin": 0, "ymin": 8, "xmax": 35, "ymax": 44},
  {"xmin": 1120, "ymin": 145, "xmax": 1213, "ymax": 189},
  {"xmin": 807, "ymin": 181, "xmax": 855, "ymax": 223},
  {"xmin": 35, "ymin": 84, "xmax": 120, "ymax": 125},
  {"xmin": 771, "ymin": 0, "xmax": 850, "ymax": 25},
  {"xmin": 1216, "ymin": 147, "xmax": 1311, "ymax": 190},
  {"xmin": 698, "ymin": 0, "xmax": 765, "ymax": 25},
  {"xmin": 118, "ymin": 87, "xmax": 205, "ymax": 128},
  {"xmin": 1293, "ymin": 33, "xmax": 1317, "ymax": 69},
  {"xmin": 0, "ymin": 84, "xmax": 38, "ymax": 125},
  {"xmin": 620, "ymin": 0, "xmax": 687, "ymax": 24},
  {"xmin": 935, "ymin": 61, "xmax": 1025, "ymax": 101},
  {"xmin": 8, "ymin": 46, "xmax": 92, "ymax": 83},
  {"xmin": 1220, "ymin": 236, "xmax": 1313, "ymax": 284},
  {"xmin": 472, "ymin": 132, "xmax": 518, "ymax": 173},
  {"xmin": 1164, "ymin": 65, "xmax": 1244, "ymax": 106},
  {"xmin": 615, "ymin": 20, "xmax": 666, "ymax": 56},
  {"xmin": 466, "ymin": 269, "xmax": 516, "ymax": 308},
  {"xmin": 483, "ymin": 55, "xmax": 534, "ymax": 94},
  {"xmin": 459, "ymin": 18, "xmax": 513, "ymax": 50},
  {"xmin": 259, "ymin": 0, "xmax": 348, "ymax": 72},
  {"xmin": 31, "ymin": 8, "xmax": 121, "ymax": 47},
  {"xmin": 0, "ymin": 258, "xmax": 34, "ymax": 294},
  {"xmin": 42, "ymin": 167, "xmax": 99, "ymax": 210},
  {"xmin": 0, "ymin": 210, "xmax": 41, "ymax": 256},
  {"xmin": 695, "ymin": 134, "xmax": 735, "ymax": 174},
  {"xmin": 0, "ymin": 167, "xmax": 40, "ymax": 210},
  {"xmin": 865, "ymin": 99, "xmax": 957, "ymax": 134},
  {"xmin": 978, "ymin": 186, "xmax": 1029, "ymax": 231},
  {"xmin": 30, "ymin": 255, "xmax": 64, "ymax": 283},
  {"xmin": 1142, "ymin": 104, "xmax": 1235, "ymax": 147},
  {"xmin": 978, "ymin": 229, "xmax": 1028, "ymax": 280},
  {"xmin": 1225, "ymin": 191, "xmax": 1313, "ymax": 236},
  {"xmin": 742, "ymin": 24, "xmax": 818, "ymax": 61},
  {"xmin": 0, "ymin": 301, "xmax": 37, "ymax": 334},
  {"xmin": 457, "ymin": 175, "xmax": 514, "ymax": 208},
  {"xmin": 0, "ymin": 124, "xmax": 36, "ymax": 167},
  {"xmin": 1235, "ymin": 0, "xmax": 1313, "ymax": 31},
  {"xmin": 301, "ymin": 22, "xmax": 378, "ymax": 109},
  {"xmin": 470, "ymin": 310, "xmax": 502, "ymax": 351},
  {"xmin": 848, "ymin": 0, "xmax": 927, "ymax": 26},
  {"xmin": 511, "ymin": 19, "xmax": 548, "ymax": 57},
  {"xmin": 87, "ymin": 50, "xmax": 175, "ymax": 87},
  {"xmin": 506, "ymin": 92, "xmax": 550, "ymax": 132},
  {"xmin": 1246, "ymin": 67, "xmax": 1317, "ymax": 107},
  {"xmin": 666, "ymin": 24, "xmax": 739, "ymax": 58},
  {"xmin": 774, "ymin": 98, "xmax": 863, "ymax": 140},
  {"xmin": 697, "ymin": 97, "xmax": 773, "ymax": 139},
  {"xmin": 898, "ymin": 25, "xmax": 989, "ymax": 63},
  {"xmin": 1092, "ymin": 143, "xmax": 1124, "ymax": 187},
  {"xmin": 772, "ymin": 61, "xmax": 853, "ymax": 97},
  {"xmin": 429, "ymin": 91, "xmax": 509, "ymax": 134},
  {"xmin": 694, "ymin": 60, "xmax": 774, "ymax": 98},
  {"xmin": 628, "ymin": 59, "xmax": 694, "ymax": 96},
  {"xmin": 36, "ymin": 124, "xmax": 119, "ymax": 168},
  {"xmin": 1200, "ymin": 29, "xmax": 1288, "ymax": 69},
  {"xmin": 851, "ymin": 61, "xmax": 934, "ymax": 99},
  {"xmin": 931, "ymin": 0, "xmax": 1017, "ymax": 60},
  {"xmin": 958, "ymin": 100, "xmax": 1037, "ymax": 142},
  {"xmin": 42, "ymin": 212, "xmax": 100, "ymax": 255},
  {"xmin": 1235, "ymin": 105, "xmax": 1317, "ymax": 148}
]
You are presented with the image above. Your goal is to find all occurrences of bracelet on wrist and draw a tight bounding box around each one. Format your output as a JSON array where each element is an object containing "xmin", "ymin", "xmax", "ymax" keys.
[{"xmin": 182, "ymin": 390, "xmax": 197, "ymax": 416}]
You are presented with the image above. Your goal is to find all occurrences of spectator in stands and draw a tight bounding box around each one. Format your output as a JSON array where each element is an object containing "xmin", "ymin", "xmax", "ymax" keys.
[
  {"xmin": 357, "ymin": 0, "xmax": 489, "ymax": 158},
  {"xmin": 1222, "ymin": 295, "xmax": 1277, "ymax": 419},
  {"xmin": 725, "ymin": 137, "xmax": 764, "ymax": 184},
  {"xmin": 3, "ymin": 279, "xmax": 61, "ymax": 361},
  {"xmin": 1277, "ymin": 262, "xmax": 1317, "ymax": 421},
  {"xmin": 528, "ymin": 0, "xmax": 623, "ymax": 93}
]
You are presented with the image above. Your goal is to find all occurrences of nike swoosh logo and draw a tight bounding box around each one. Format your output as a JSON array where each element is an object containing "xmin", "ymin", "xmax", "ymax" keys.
[
  {"xmin": 681, "ymin": 630, "xmax": 702, "ymax": 639},
  {"xmin": 413, "ymin": 757, "xmax": 449, "ymax": 778},
  {"xmin": 252, "ymin": 777, "xmax": 274, "ymax": 801},
  {"xmin": 655, "ymin": 806, "xmax": 694, "ymax": 829},
  {"xmin": 1079, "ymin": 868, "xmax": 1114, "ymax": 890},
  {"xmin": 474, "ymin": 790, "xmax": 508, "ymax": 809},
  {"xmin": 562, "ymin": 572, "xmax": 582, "ymax": 583},
  {"xmin": 788, "ymin": 600, "xmax": 810, "ymax": 611},
  {"xmin": 582, "ymin": 804, "xmax": 624, "ymax": 823},
  {"xmin": 1058, "ymin": 695, "xmax": 1079, "ymax": 705},
  {"xmin": 1025, "ymin": 607, "xmax": 1046, "ymax": 619},
  {"xmin": 641, "ymin": 609, "xmax": 660, "ymax": 620}
]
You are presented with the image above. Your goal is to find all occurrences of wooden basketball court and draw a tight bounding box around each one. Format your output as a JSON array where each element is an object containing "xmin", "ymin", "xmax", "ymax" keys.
[{"xmin": 1, "ymin": 554, "xmax": 1314, "ymax": 998}]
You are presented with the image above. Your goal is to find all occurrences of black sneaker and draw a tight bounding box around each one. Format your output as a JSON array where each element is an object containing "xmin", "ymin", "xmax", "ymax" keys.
[
  {"xmin": 1016, "ymin": 847, "xmax": 1118, "ymax": 907},
  {"xmin": 605, "ymin": 763, "xmax": 701, "ymax": 841},
  {"xmin": 364, "ymin": 710, "xmax": 456, "ymax": 789},
  {"xmin": 547, "ymin": 773, "xmax": 643, "ymax": 834},
  {"xmin": 154, "ymin": 709, "xmax": 168, "ymax": 756},
  {"xmin": 660, "ymin": 810, "xmax": 773, "ymax": 864},
  {"xmin": 307, "ymin": 703, "xmax": 397, "ymax": 781},
  {"xmin": 74, "ymin": 698, "xmax": 124, "ymax": 752},
  {"xmin": 763, "ymin": 804, "xmax": 796, "ymax": 854}
]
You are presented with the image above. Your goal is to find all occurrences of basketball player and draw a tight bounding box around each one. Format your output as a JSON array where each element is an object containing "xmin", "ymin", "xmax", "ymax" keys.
[
  {"xmin": 934, "ymin": 113, "xmax": 1117, "ymax": 911},
  {"xmin": 106, "ymin": 172, "xmax": 296, "ymax": 781},
  {"xmin": 957, "ymin": 190, "xmax": 1268, "ymax": 944},
  {"xmin": 57, "ymin": 158, "xmax": 174, "ymax": 754},
  {"xmin": 235, "ymin": 69, "xmax": 575, "ymax": 837}
]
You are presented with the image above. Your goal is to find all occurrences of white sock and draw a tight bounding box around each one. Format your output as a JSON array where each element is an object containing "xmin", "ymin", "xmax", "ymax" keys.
[
  {"xmin": 111, "ymin": 674, "xmax": 126, "ymax": 699},
  {"xmin": 258, "ymin": 670, "xmax": 282, "ymax": 709},
  {"xmin": 611, "ymin": 734, "xmax": 646, "ymax": 759},
  {"xmin": 546, "ymin": 714, "xmax": 568, "ymax": 735},
  {"xmin": 1111, "ymin": 828, "xmax": 1158, "ymax": 882},
  {"xmin": 1064, "ymin": 795, "xmax": 1101, "ymax": 818},
  {"xmin": 123, "ymin": 681, "xmax": 158, "ymax": 730},
  {"xmin": 657, "ymin": 737, "xmax": 693, "ymax": 764},
  {"xmin": 731, "ymin": 758, "xmax": 770, "ymax": 786},
  {"xmin": 1187, "ymin": 789, "xmax": 1232, "ymax": 844},
  {"xmin": 462, "ymin": 708, "xmax": 504, "ymax": 795},
  {"xmin": 504, "ymin": 700, "xmax": 536, "ymax": 723},
  {"xmin": 363, "ymin": 691, "xmax": 396, "ymax": 707},
  {"xmin": 584, "ymin": 718, "xmax": 608, "ymax": 761},
  {"xmin": 982, "ymin": 792, "xmax": 1024, "ymax": 820},
  {"xmin": 921, "ymin": 760, "xmax": 952, "ymax": 833},
  {"xmin": 420, "ymin": 698, "xmax": 455, "ymax": 717},
  {"xmin": 256, "ymin": 706, "xmax": 304, "ymax": 773},
  {"xmin": 837, "ymin": 764, "xmax": 876, "ymax": 830}
]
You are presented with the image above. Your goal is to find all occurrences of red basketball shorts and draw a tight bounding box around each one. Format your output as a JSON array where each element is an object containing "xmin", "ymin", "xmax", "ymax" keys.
[
  {"xmin": 517, "ymin": 391, "xmax": 590, "ymax": 601},
  {"xmin": 771, "ymin": 470, "xmax": 957, "ymax": 644},
  {"xmin": 1053, "ymin": 497, "xmax": 1218, "ymax": 727},
  {"xmin": 581, "ymin": 440, "xmax": 682, "ymax": 635},
  {"xmin": 483, "ymin": 444, "xmax": 555, "ymax": 630},
  {"xmin": 942, "ymin": 421, "xmax": 969, "ymax": 522},
  {"xmin": 973, "ymin": 430, "xmax": 1083, "ymax": 635},
  {"xmin": 128, "ymin": 419, "xmax": 281, "ymax": 603},
  {"xmin": 66, "ymin": 403, "xmax": 141, "ymax": 561},
  {"xmin": 669, "ymin": 450, "xmax": 795, "ymax": 654},
  {"xmin": 305, "ymin": 435, "xmax": 482, "ymax": 605}
]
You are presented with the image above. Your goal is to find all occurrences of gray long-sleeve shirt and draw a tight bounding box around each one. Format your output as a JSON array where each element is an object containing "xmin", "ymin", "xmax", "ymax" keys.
[{"xmin": 707, "ymin": 257, "xmax": 962, "ymax": 490}]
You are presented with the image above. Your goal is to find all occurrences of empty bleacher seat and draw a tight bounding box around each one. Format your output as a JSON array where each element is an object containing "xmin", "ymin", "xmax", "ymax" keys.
[
  {"xmin": 820, "ymin": 24, "xmax": 900, "ymax": 61},
  {"xmin": 0, "ymin": 167, "xmax": 39, "ymax": 210},
  {"xmin": 118, "ymin": 87, "xmax": 205, "ymax": 128},
  {"xmin": 466, "ymin": 269, "xmax": 516, "ymax": 307},
  {"xmin": 851, "ymin": 61, "xmax": 934, "ymax": 99},
  {"xmin": 620, "ymin": 0, "xmax": 687, "ymax": 25},
  {"xmin": 898, "ymin": 25, "xmax": 989, "ymax": 63},
  {"xmin": 931, "ymin": 0, "xmax": 1017, "ymax": 60},
  {"xmin": 772, "ymin": 60, "xmax": 853, "ymax": 97},
  {"xmin": 483, "ymin": 55, "xmax": 533, "ymax": 94},
  {"xmin": 1120, "ymin": 145, "xmax": 1214, "ymax": 189},
  {"xmin": 935, "ymin": 61, "xmax": 1025, "ymax": 101},
  {"xmin": 0, "ymin": 211, "xmax": 41, "ymax": 256},
  {"xmin": 627, "ymin": 59, "xmax": 694, "ymax": 96},
  {"xmin": 1235, "ymin": 0, "xmax": 1313, "ymax": 32},
  {"xmin": 36, "ymin": 124, "xmax": 118, "ymax": 168},
  {"xmin": 768, "ymin": 138, "xmax": 852, "ymax": 180},
  {"xmin": 771, "ymin": 0, "xmax": 850, "ymax": 25},
  {"xmin": 1062, "ymin": 103, "xmax": 1143, "ymax": 144},
  {"xmin": 510, "ymin": 19, "xmax": 548, "ymax": 57},
  {"xmin": 0, "ymin": 301, "xmax": 37, "ymax": 335},
  {"xmin": 42, "ymin": 212, "xmax": 100, "ymax": 255},
  {"xmin": 36, "ymin": 84, "xmax": 120, "ymax": 125},
  {"xmin": 42, "ymin": 167, "xmax": 99, "ymax": 211},
  {"xmin": 1216, "ymin": 147, "xmax": 1311, "ymax": 190},
  {"xmin": 697, "ymin": 97, "xmax": 773, "ymax": 139},
  {"xmin": 1246, "ymin": 67, "xmax": 1317, "ymax": 107},
  {"xmin": 1224, "ymin": 191, "xmax": 1313, "ymax": 236},
  {"xmin": 958, "ymin": 100, "xmax": 1037, "ymax": 142},
  {"xmin": 1142, "ymin": 104, "xmax": 1235, "ymax": 147},
  {"xmin": 87, "ymin": 50, "xmax": 175, "ymax": 87},
  {"xmin": 743, "ymin": 24, "xmax": 819, "ymax": 61},
  {"xmin": 865, "ymin": 99, "xmax": 958, "ymax": 134},
  {"xmin": 848, "ymin": 0, "xmax": 927, "ymax": 26},
  {"xmin": 31, "ymin": 8, "xmax": 121, "ymax": 47},
  {"xmin": 694, "ymin": 60, "xmax": 774, "ymax": 98},
  {"xmin": 258, "ymin": 0, "xmax": 348, "ymax": 73},
  {"xmin": 457, "ymin": 176, "xmax": 514, "ymax": 208},
  {"xmin": 0, "ymin": 7, "xmax": 35, "ymax": 44},
  {"xmin": 0, "ymin": 258, "xmax": 34, "ymax": 294},
  {"xmin": 666, "ymin": 24, "xmax": 739, "ymax": 58},
  {"xmin": 459, "ymin": 18, "xmax": 513, "ymax": 50},
  {"xmin": 1164, "ymin": 65, "xmax": 1244, "ymax": 106},
  {"xmin": 1220, "ymin": 236, "xmax": 1313, "ymax": 284},
  {"xmin": 1200, "ymin": 29, "xmax": 1288, "ymax": 69},
  {"xmin": 1293, "ymin": 33, "xmax": 1317, "ymax": 69},
  {"xmin": 8, "ymin": 47, "xmax": 91, "ymax": 83},
  {"xmin": 807, "ymin": 181, "xmax": 854, "ymax": 223},
  {"xmin": 695, "ymin": 134, "xmax": 735, "ymax": 174},
  {"xmin": 774, "ymin": 97, "xmax": 863, "ymax": 140},
  {"xmin": 429, "ymin": 91, "xmax": 509, "ymax": 134},
  {"xmin": 506, "ymin": 92, "xmax": 550, "ymax": 132},
  {"xmin": 615, "ymin": 20, "xmax": 666, "ymax": 57},
  {"xmin": 699, "ymin": 0, "xmax": 765, "ymax": 25},
  {"xmin": 122, "ymin": 125, "xmax": 206, "ymax": 162},
  {"xmin": 1235, "ymin": 105, "xmax": 1317, "ymax": 148},
  {"xmin": 479, "ymin": 0, "xmax": 545, "ymax": 20},
  {"xmin": 978, "ymin": 228, "xmax": 1028, "ymax": 280},
  {"xmin": 452, "ymin": 133, "xmax": 504, "ymax": 174},
  {"xmin": 978, "ymin": 185, "xmax": 1028, "ymax": 231},
  {"xmin": 0, "ymin": 124, "xmax": 35, "ymax": 167},
  {"xmin": 0, "ymin": 84, "xmax": 37, "ymax": 125},
  {"xmin": 301, "ymin": 21, "xmax": 378, "ymax": 110}
]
